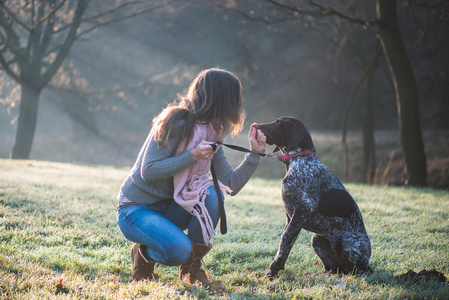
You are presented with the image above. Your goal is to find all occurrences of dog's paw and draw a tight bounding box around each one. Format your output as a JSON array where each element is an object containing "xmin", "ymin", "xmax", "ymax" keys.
[
  {"xmin": 354, "ymin": 267, "xmax": 373, "ymax": 276},
  {"xmin": 264, "ymin": 270, "xmax": 279, "ymax": 280}
]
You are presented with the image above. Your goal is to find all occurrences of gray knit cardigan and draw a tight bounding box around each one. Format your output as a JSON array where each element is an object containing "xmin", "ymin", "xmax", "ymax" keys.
[{"xmin": 119, "ymin": 122, "xmax": 262, "ymax": 205}]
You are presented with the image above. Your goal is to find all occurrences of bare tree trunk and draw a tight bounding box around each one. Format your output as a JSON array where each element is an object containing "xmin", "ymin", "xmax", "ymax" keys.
[
  {"xmin": 377, "ymin": 0, "xmax": 427, "ymax": 186},
  {"xmin": 10, "ymin": 83, "xmax": 42, "ymax": 159},
  {"xmin": 362, "ymin": 71, "xmax": 376, "ymax": 184}
]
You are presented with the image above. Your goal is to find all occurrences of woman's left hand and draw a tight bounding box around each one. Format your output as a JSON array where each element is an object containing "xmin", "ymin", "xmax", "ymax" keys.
[{"xmin": 249, "ymin": 123, "xmax": 266, "ymax": 152}]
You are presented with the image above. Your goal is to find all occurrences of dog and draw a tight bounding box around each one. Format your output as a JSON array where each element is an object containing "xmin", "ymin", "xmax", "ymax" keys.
[{"xmin": 257, "ymin": 117, "xmax": 371, "ymax": 278}]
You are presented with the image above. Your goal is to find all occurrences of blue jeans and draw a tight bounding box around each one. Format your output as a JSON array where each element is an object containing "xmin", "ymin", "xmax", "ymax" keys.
[{"xmin": 116, "ymin": 186, "xmax": 221, "ymax": 266}]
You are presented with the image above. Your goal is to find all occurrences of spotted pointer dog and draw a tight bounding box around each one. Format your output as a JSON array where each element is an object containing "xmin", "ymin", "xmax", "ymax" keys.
[{"xmin": 257, "ymin": 117, "xmax": 371, "ymax": 278}]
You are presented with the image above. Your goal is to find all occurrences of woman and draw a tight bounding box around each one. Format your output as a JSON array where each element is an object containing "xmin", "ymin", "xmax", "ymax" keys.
[{"xmin": 116, "ymin": 68, "xmax": 266, "ymax": 286}]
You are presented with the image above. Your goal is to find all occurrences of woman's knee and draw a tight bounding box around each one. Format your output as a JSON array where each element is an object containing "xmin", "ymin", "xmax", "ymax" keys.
[
  {"xmin": 165, "ymin": 238, "xmax": 192, "ymax": 266},
  {"xmin": 147, "ymin": 237, "xmax": 192, "ymax": 266}
]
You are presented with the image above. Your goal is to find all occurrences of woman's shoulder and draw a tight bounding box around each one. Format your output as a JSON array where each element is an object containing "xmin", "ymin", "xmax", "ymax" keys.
[{"xmin": 169, "ymin": 119, "xmax": 187, "ymax": 138}]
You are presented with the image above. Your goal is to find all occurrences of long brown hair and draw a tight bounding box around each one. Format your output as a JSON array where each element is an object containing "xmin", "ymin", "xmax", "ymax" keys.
[{"xmin": 152, "ymin": 68, "xmax": 246, "ymax": 148}]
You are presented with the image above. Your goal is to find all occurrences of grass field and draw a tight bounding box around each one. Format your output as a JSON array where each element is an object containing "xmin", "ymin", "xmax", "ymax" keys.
[{"xmin": 0, "ymin": 159, "xmax": 448, "ymax": 299}]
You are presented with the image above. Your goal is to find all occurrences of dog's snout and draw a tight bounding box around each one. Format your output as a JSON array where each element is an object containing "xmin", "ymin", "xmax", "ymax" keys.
[{"xmin": 255, "ymin": 124, "xmax": 267, "ymax": 131}]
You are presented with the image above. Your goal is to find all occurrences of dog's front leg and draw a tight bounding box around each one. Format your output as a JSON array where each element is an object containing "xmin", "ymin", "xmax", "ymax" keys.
[{"xmin": 265, "ymin": 212, "xmax": 307, "ymax": 279}]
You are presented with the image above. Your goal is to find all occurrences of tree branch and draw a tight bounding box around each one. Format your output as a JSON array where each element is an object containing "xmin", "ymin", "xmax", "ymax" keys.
[
  {"xmin": 262, "ymin": 0, "xmax": 317, "ymax": 15},
  {"xmin": 0, "ymin": 16, "xmax": 27, "ymax": 69},
  {"xmin": 308, "ymin": 0, "xmax": 375, "ymax": 25},
  {"xmin": 191, "ymin": 0, "xmax": 289, "ymax": 25},
  {"xmin": 28, "ymin": 1, "xmax": 47, "ymax": 67},
  {"xmin": 261, "ymin": 0, "xmax": 376, "ymax": 26},
  {"xmin": 40, "ymin": 0, "xmax": 89, "ymax": 86},
  {"xmin": 0, "ymin": 1, "xmax": 30, "ymax": 31},
  {"xmin": 77, "ymin": 2, "xmax": 174, "ymax": 39},
  {"xmin": 0, "ymin": 49, "xmax": 21, "ymax": 83},
  {"xmin": 82, "ymin": 0, "xmax": 156, "ymax": 22},
  {"xmin": 48, "ymin": 0, "xmax": 175, "ymax": 47},
  {"xmin": 38, "ymin": 0, "xmax": 57, "ymax": 58}
]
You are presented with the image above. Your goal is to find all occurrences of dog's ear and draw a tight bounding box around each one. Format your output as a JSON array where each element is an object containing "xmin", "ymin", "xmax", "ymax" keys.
[
  {"xmin": 286, "ymin": 120, "xmax": 307, "ymax": 152},
  {"xmin": 273, "ymin": 145, "xmax": 281, "ymax": 153}
]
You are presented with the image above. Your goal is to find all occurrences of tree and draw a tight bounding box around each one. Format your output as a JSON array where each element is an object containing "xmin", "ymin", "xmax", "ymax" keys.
[
  {"xmin": 376, "ymin": 0, "xmax": 427, "ymax": 186},
  {"xmin": 0, "ymin": 0, "xmax": 174, "ymax": 159},
  {"xmin": 210, "ymin": 0, "xmax": 428, "ymax": 186},
  {"xmin": 0, "ymin": 0, "xmax": 89, "ymax": 159}
]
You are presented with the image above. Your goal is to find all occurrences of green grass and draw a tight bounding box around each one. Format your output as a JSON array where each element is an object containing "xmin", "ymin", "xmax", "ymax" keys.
[{"xmin": 0, "ymin": 159, "xmax": 448, "ymax": 299}]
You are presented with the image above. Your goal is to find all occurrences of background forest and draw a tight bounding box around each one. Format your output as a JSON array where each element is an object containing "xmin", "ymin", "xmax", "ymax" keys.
[{"xmin": 1, "ymin": 0, "xmax": 448, "ymax": 188}]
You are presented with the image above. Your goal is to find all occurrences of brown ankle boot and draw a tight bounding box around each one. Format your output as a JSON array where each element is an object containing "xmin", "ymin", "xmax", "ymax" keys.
[
  {"xmin": 130, "ymin": 243, "xmax": 158, "ymax": 281},
  {"xmin": 179, "ymin": 243, "xmax": 213, "ymax": 286}
]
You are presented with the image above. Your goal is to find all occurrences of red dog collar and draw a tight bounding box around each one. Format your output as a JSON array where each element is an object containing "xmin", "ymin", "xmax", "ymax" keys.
[{"xmin": 277, "ymin": 149, "xmax": 316, "ymax": 161}]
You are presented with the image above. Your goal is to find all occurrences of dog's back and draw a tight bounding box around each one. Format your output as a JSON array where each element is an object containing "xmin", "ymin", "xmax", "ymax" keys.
[
  {"xmin": 284, "ymin": 155, "xmax": 363, "ymax": 224},
  {"xmin": 282, "ymin": 155, "xmax": 348, "ymax": 211}
]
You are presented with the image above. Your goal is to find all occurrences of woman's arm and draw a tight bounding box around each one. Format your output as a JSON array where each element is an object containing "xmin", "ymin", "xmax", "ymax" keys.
[
  {"xmin": 139, "ymin": 133, "xmax": 196, "ymax": 182},
  {"xmin": 213, "ymin": 124, "xmax": 266, "ymax": 195},
  {"xmin": 213, "ymin": 149, "xmax": 261, "ymax": 195},
  {"xmin": 139, "ymin": 132, "xmax": 219, "ymax": 183}
]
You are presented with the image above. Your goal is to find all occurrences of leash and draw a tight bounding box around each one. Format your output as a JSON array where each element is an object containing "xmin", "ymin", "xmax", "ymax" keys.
[
  {"xmin": 208, "ymin": 141, "xmax": 315, "ymax": 235},
  {"xmin": 212, "ymin": 140, "xmax": 274, "ymax": 158},
  {"xmin": 209, "ymin": 142, "xmax": 228, "ymax": 234},
  {"xmin": 212, "ymin": 140, "xmax": 315, "ymax": 162},
  {"xmin": 210, "ymin": 141, "xmax": 258, "ymax": 234},
  {"xmin": 210, "ymin": 160, "xmax": 227, "ymax": 234}
]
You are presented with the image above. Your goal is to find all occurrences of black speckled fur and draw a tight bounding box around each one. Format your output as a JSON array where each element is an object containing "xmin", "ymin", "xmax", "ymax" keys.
[{"xmin": 257, "ymin": 117, "xmax": 371, "ymax": 278}]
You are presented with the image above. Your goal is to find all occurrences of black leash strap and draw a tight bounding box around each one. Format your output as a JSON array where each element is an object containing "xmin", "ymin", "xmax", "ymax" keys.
[
  {"xmin": 209, "ymin": 142, "xmax": 226, "ymax": 234},
  {"xmin": 214, "ymin": 140, "xmax": 266, "ymax": 157},
  {"xmin": 210, "ymin": 160, "xmax": 227, "ymax": 234},
  {"xmin": 209, "ymin": 141, "xmax": 265, "ymax": 235}
]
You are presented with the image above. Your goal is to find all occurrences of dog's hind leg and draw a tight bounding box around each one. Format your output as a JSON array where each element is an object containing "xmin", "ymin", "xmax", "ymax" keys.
[
  {"xmin": 311, "ymin": 234, "xmax": 342, "ymax": 274},
  {"xmin": 265, "ymin": 212, "xmax": 307, "ymax": 279}
]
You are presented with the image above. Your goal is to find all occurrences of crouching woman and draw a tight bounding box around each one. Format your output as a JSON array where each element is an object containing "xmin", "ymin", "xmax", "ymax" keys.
[{"xmin": 116, "ymin": 68, "xmax": 266, "ymax": 286}]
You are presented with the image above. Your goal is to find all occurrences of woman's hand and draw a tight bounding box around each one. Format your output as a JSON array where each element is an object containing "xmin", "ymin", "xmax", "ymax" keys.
[
  {"xmin": 191, "ymin": 141, "xmax": 219, "ymax": 161},
  {"xmin": 249, "ymin": 123, "xmax": 266, "ymax": 152}
]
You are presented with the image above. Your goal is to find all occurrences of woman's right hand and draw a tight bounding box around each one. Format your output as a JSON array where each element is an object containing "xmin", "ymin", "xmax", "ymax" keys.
[{"xmin": 191, "ymin": 141, "xmax": 218, "ymax": 161}]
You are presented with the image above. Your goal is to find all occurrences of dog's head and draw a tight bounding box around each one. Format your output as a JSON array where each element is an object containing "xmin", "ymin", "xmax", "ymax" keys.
[{"xmin": 257, "ymin": 116, "xmax": 314, "ymax": 153}]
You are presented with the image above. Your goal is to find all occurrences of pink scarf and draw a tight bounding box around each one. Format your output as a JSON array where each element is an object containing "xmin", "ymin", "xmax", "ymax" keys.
[{"xmin": 174, "ymin": 122, "xmax": 232, "ymax": 245}]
